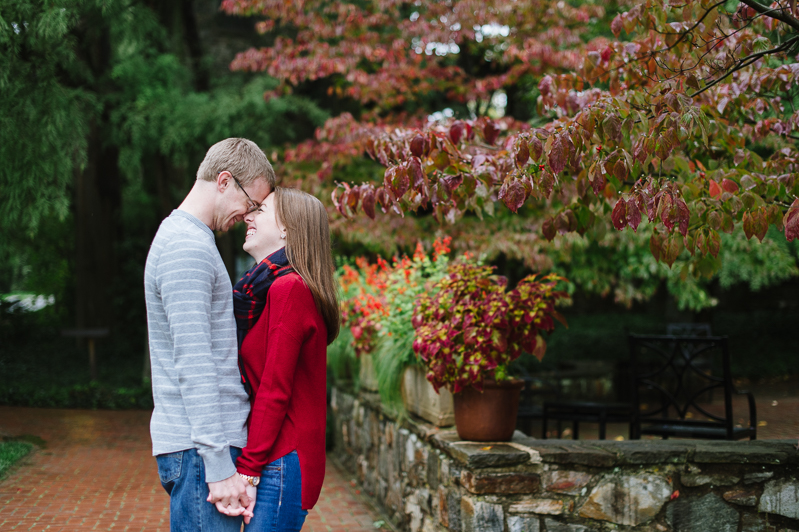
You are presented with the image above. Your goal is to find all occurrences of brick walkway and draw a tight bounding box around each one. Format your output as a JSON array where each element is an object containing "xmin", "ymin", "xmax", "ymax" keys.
[
  {"xmin": 0, "ymin": 407, "xmax": 385, "ymax": 531},
  {"xmin": 2, "ymin": 387, "xmax": 797, "ymax": 531}
]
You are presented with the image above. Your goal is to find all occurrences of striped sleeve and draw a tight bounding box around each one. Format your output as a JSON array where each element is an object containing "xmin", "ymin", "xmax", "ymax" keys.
[{"xmin": 156, "ymin": 236, "xmax": 236, "ymax": 483}]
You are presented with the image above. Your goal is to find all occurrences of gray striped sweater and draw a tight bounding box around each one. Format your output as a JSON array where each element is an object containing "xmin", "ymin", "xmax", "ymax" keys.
[{"xmin": 144, "ymin": 210, "xmax": 249, "ymax": 482}]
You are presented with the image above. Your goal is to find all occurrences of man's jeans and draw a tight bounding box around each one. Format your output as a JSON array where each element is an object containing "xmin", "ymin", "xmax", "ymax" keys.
[
  {"xmin": 156, "ymin": 447, "xmax": 244, "ymax": 532},
  {"xmin": 246, "ymin": 450, "xmax": 308, "ymax": 532}
]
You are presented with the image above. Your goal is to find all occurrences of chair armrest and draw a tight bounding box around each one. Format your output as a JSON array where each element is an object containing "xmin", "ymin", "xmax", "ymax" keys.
[{"xmin": 734, "ymin": 388, "xmax": 757, "ymax": 436}]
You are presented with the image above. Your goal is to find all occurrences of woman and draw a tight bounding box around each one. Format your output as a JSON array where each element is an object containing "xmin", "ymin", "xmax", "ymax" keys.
[{"xmin": 231, "ymin": 187, "xmax": 339, "ymax": 531}]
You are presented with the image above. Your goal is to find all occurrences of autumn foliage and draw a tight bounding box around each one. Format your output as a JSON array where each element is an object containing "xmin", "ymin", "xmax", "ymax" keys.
[{"xmin": 223, "ymin": 0, "xmax": 799, "ymax": 273}]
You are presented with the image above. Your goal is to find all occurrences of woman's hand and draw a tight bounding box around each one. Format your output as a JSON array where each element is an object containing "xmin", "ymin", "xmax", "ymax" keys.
[
  {"xmin": 243, "ymin": 484, "xmax": 257, "ymax": 524},
  {"xmin": 206, "ymin": 473, "xmax": 250, "ymax": 516}
]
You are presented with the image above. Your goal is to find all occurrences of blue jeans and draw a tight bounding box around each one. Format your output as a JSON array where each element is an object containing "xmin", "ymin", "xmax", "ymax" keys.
[
  {"xmin": 246, "ymin": 450, "xmax": 308, "ymax": 532},
  {"xmin": 156, "ymin": 447, "xmax": 244, "ymax": 532}
]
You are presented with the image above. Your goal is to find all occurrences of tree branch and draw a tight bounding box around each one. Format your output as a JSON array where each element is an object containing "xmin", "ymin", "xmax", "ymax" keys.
[
  {"xmin": 740, "ymin": 0, "xmax": 799, "ymax": 32},
  {"xmin": 689, "ymin": 35, "xmax": 799, "ymax": 98}
]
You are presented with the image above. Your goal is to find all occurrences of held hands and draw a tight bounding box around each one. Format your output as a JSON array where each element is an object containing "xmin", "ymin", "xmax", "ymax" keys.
[
  {"xmin": 206, "ymin": 473, "xmax": 253, "ymax": 518},
  {"xmin": 243, "ymin": 484, "xmax": 258, "ymax": 525}
]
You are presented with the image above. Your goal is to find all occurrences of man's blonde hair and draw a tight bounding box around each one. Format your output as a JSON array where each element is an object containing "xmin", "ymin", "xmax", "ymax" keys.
[{"xmin": 197, "ymin": 138, "xmax": 275, "ymax": 189}]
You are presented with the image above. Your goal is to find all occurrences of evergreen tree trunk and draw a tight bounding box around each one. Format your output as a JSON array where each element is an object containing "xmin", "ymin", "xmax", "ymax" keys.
[
  {"xmin": 73, "ymin": 20, "xmax": 121, "ymax": 331},
  {"xmin": 74, "ymin": 121, "xmax": 121, "ymax": 330}
]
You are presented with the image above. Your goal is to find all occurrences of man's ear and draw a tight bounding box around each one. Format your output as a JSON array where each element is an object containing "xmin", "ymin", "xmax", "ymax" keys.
[{"xmin": 216, "ymin": 171, "xmax": 231, "ymax": 193}]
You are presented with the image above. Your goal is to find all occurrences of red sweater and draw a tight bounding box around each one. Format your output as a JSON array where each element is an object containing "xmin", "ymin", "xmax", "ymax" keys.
[{"xmin": 236, "ymin": 273, "xmax": 328, "ymax": 509}]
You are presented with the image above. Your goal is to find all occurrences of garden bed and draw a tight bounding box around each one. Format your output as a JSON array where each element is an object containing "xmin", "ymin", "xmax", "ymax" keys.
[{"xmin": 330, "ymin": 387, "xmax": 799, "ymax": 532}]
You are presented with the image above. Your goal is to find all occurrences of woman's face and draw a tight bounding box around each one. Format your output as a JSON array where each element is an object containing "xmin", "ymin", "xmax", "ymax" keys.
[{"xmin": 242, "ymin": 193, "xmax": 285, "ymax": 263}]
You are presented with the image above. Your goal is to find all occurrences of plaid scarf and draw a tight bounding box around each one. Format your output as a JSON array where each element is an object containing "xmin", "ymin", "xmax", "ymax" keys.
[{"xmin": 232, "ymin": 247, "xmax": 294, "ymax": 397}]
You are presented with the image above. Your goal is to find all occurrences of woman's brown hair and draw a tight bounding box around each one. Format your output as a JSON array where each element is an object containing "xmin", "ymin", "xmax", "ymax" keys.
[{"xmin": 273, "ymin": 187, "xmax": 340, "ymax": 344}]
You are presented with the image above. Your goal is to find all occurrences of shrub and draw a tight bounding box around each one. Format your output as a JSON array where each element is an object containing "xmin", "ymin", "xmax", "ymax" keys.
[{"xmin": 412, "ymin": 261, "xmax": 569, "ymax": 393}]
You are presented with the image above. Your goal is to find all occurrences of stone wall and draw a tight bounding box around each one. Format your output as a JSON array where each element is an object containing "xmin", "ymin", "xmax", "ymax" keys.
[{"xmin": 329, "ymin": 387, "xmax": 799, "ymax": 532}]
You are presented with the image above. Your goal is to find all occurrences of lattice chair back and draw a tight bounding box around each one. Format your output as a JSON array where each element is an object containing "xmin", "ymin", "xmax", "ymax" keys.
[
  {"xmin": 665, "ymin": 322, "xmax": 712, "ymax": 337},
  {"xmin": 628, "ymin": 334, "xmax": 756, "ymax": 441}
]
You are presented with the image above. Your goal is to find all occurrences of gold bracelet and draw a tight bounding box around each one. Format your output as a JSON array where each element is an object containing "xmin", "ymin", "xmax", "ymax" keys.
[{"xmin": 239, "ymin": 473, "xmax": 260, "ymax": 487}]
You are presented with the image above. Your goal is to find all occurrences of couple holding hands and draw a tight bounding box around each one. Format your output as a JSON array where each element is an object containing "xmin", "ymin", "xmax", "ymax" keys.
[{"xmin": 144, "ymin": 138, "xmax": 338, "ymax": 531}]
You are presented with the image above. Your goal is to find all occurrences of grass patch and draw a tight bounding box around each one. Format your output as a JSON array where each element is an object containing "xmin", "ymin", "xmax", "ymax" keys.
[{"xmin": 0, "ymin": 441, "xmax": 33, "ymax": 480}]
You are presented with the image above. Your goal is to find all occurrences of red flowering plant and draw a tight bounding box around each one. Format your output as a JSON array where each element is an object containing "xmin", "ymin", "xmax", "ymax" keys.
[
  {"xmin": 337, "ymin": 256, "xmax": 390, "ymax": 358},
  {"xmin": 371, "ymin": 237, "xmax": 453, "ymax": 409},
  {"xmin": 412, "ymin": 261, "xmax": 569, "ymax": 394},
  {"xmin": 331, "ymin": 236, "xmax": 455, "ymax": 406}
]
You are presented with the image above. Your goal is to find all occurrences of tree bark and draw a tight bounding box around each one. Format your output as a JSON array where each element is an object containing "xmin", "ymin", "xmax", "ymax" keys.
[
  {"xmin": 74, "ymin": 121, "xmax": 120, "ymax": 330},
  {"xmin": 73, "ymin": 17, "xmax": 121, "ymax": 331}
]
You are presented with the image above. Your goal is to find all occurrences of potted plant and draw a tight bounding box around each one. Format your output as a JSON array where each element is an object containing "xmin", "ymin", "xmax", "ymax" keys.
[{"xmin": 412, "ymin": 260, "xmax": 569, "ymax": 441}]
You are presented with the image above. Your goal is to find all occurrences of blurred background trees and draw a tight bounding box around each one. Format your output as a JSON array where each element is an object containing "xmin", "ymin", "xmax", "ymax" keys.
[{"xmin": 1, "ymin": 0, "xmax": 797, "ymax": 407}]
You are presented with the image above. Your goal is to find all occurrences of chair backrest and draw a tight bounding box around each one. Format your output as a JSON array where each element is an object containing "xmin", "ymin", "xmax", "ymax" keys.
[
  {"xmin": 628, "ymin": 334, "xmax": 734, "ymax": 439},
  {"xmin": 665, "ymin": 322, "xmax": 712, "ymax": 337},
  {"xmin": 515, "ymin": 363, "xmax": 562, "ymax": 407}
]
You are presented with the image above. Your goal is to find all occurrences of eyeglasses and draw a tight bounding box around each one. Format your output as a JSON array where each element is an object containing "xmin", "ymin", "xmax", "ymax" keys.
[{"xmin": 223, "ymin": 172, "xmax": 261, "ymax": 213}]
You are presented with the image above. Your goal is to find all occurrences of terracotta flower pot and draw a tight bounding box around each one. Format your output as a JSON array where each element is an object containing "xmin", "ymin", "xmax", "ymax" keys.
[{"xmin": 452, "ymin": 378, "xmax": 525, "ymax": 441}]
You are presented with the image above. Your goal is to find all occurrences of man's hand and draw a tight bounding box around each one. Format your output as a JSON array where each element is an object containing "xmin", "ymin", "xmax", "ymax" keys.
[
  {"xmin": 243, "ymin": 484, "xmax": 257, "ymax": 525},
  {"xmin": 206, "ymin": 473, "xmax": 250, "ymax": 516}
]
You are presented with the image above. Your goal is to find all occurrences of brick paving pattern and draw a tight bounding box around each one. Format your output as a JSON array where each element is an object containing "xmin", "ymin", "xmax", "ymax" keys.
[
  {"xmin": 1, "ymin": 382, "xmax": 797, "ymax": 531},
  {"xmin": 0, "ymin": 407, "xmax": 384, "ymax": 531}
]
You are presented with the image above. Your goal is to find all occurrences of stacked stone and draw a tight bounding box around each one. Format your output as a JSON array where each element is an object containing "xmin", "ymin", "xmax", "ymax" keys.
[{"xmin": 330, "ymin": 387, "xmax": 799, "ymax": 532}]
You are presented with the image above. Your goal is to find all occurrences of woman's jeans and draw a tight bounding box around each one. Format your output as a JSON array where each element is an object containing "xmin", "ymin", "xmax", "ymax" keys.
[
  {"xmin": 246, "ymin": 450, "xmax": 308, "ymax": 532},
  {"xmin": 156, "ymin": 447, "xmax": 244, "ymax": 532}
]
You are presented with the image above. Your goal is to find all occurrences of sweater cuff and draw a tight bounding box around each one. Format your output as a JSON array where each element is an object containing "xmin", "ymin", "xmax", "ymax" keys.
[{"xmin": 199, "ymin": 445, "xmax": 237, "ymax": 483}]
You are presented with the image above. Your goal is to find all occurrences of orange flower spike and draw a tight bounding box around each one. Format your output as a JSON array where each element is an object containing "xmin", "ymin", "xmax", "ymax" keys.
[
  {"xmin": 355, "ymin": 256, "xmax": 369, "ymax": 270},
  {"xmin": 414, "ymin": 241, "xmax": 425, "ymax": 261},
  {"xmin": 433, "ymin": 236, "xmax": 452, "ymax": 259}
]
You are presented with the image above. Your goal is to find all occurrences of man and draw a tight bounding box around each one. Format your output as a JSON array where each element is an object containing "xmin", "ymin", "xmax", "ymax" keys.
[{"xmin": 144, "ymin": 138, "xmax": 273, "ymax": 530}]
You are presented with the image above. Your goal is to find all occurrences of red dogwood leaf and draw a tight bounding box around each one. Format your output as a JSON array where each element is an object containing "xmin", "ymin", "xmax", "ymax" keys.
[
  {"xmin": 449, "ymin": 121, "xmax": 466, "ymax": 144},
  {"xmin": 483, "ymin": 121, "xmax": 501, "ymax": 145},
  {"xmin": 499, "ymin": 179, "xmax": 527, "ymax": 213},
  {"xmin": 612, "ymin": 199, "xmax": 627, "ymax": 230},
  {"xmin": 410, "ymin": 135, "xmax": 425, "ymax": 157},
  {"xmin": 548, "ymin": 135, "xmax": 566, "ymax": 174},
  {"xmin": 676, "ymin": 198, "xmax": 690, "ymax": 236},
  {"xmin": 650, "ymin": 230, "xmax": 663, "ymax": 262},
  {"xmin": 602, "ymin": 114, "xmax": 622, "ymax": 144},
  {"xmin": 721, "ymin": 178, "xmax": 739, "ymax": 193},
  {"xmin": 542, "ymin": 218, "xmax": 556, "ymax": 241},
  {"xmin": 611, "ymin": 14, "xmax": 623, "ymax": 37},
  {"xmin": 661, "ymin": 232, "xmax": 683, "ymax": 267},
  {"xmin": 538, "ymin": 170, "xmax": 555, "ymax": 198},
  {"xmin": 709, "ymin": 180, "xmax": 722, "ymax": 199},
  {"xmin": 515, "ymin": 137, "xmax": 530, "ymax": 168},
  {"xmin": 361, "ymin": 186, "xmax": 376, "ymax": 219},
  {"xmin": 530, "ymin": 136, "xmax": 543, "ymax": 161},
  {"xmin": 591, "ymin": 170, "xmax": 607, "ymax": 197},
  {"xmin": 627, "ymin": 198, "xmax": 642, "ymax": 232},
  {"xmin": 784, "ymin": 199, "xmax": 799, "ymax": 242}
]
